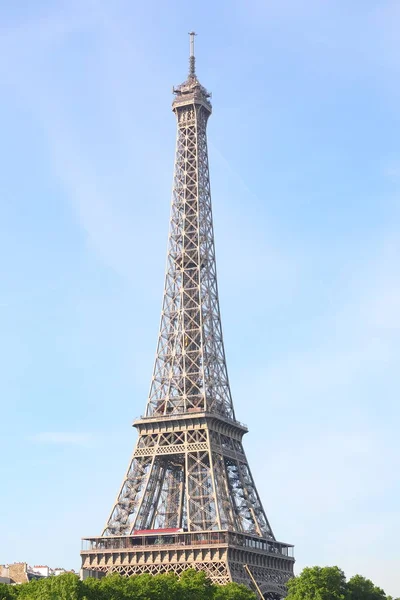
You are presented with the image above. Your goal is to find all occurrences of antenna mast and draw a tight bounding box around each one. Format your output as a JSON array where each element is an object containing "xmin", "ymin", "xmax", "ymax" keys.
[{"xmin": 189, "ymin": 31, "xmax": 196, "ymax": 76}]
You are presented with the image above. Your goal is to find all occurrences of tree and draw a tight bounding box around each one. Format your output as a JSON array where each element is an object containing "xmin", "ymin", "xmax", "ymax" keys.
[
  {"xmin": 213, "ymin": 581, "xmax": 256, "ymax": 600},
  {"xmin": 286, "ymin": 566, "xmax": 347, "ymax": 600},
  {"xmin": 123, "ymin": 572, "xmax": 180, "ymax": 600},
  {"xmin": 179, "ymin": 569, "xmax": 215, "ymax": 600},
  {"xmin": 17, "ymin": 573, "xmax": 82, "ymax": 600},
  {"xmin": 82, "ymin": 575, "xmax": 106, "ymax": 600},
  {"xmin": 347, "ymin": 575, "xmax": 386, "ymax": 600},
  {"xmin": 96, "ymin": 573, "xmax": 130, "ymax": 600},
  {"xmin": 0, "ymin": 583, "xmax": 19, "ymax": 600},
  {"xmin": 3, "ymin": 565, "xmax": 396, "ymax": 600}
]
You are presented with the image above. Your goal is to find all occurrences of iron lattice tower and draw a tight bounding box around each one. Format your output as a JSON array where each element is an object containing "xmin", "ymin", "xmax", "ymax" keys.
[{"xmin": 81, "ymin": 34, "xmax": 294, "ymax": 599}]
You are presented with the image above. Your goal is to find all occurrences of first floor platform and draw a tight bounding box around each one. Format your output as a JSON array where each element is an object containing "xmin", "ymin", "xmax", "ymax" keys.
[{"xmin": 81, "ymin": 529, "xmax": 294, "ymax": 599}]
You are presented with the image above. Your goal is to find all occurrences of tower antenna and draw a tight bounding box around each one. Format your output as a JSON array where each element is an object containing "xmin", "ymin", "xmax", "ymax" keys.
[{"xmin": 189, "ymin": 31, "xmax": 196, "ymax": 76}]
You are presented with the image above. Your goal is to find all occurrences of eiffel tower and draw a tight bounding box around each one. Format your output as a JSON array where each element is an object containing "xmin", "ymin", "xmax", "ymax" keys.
[{"xmin": 81, "ymin": 33, "xmax": 294, "ymax": 599}]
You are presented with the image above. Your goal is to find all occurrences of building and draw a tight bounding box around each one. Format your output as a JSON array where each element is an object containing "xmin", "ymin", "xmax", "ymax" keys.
[
  {"xmin": 0, "ymin": 563, "xmax": 45, "ymax": 584},
  {"xmin": 0, "ymin": 563, "xmax": 75, "ymax": 584}
]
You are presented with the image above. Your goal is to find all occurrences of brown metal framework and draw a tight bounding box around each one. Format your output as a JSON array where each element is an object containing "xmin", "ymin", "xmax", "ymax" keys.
[{"xmin": 81, "ymin": 33, "xmax": 294, "ymax": 599}]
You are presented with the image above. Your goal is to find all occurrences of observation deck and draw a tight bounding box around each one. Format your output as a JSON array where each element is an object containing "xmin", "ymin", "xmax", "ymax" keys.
[
  {"xmin": 172, "ymin": 76, "xmax": 212, "ymax": 113},
  {"xmin": 81, "ymin": 530, "xmax": 294, "ymax": 590},
  {"xmin": 134, "ymin": 409, "xmax": 248, "ymax": 437},
  {"xmin": 82, "ymin": 530, "xmax": 294, "ymax": 557}
]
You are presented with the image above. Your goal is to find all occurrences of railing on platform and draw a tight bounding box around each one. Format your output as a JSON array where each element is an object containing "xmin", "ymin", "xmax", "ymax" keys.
[{"xmin": 81, "ymin": 530, "xmax": 294, "ymax": 558}]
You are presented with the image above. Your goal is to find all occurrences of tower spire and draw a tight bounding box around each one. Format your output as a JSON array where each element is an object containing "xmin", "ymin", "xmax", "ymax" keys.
[{"xmin": 189, "ymin": 31, "xmax": 196, "ymax": 77}]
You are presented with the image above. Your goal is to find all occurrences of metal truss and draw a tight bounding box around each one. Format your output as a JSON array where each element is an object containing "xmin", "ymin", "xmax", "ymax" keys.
[
  {"xmin": 103, "ymin": 419, "xmax": 275, "ymax": 539},
  {"xmin": 83, "ymin": 33, "xmax": 294, "ymax": 598},
  {"xmin": 83, "ymin": 557, "xmax": 231, "ymax": 587},
  {"xmin": 146, "ymin": 89, "xmax": 233, "ymax": 420}
]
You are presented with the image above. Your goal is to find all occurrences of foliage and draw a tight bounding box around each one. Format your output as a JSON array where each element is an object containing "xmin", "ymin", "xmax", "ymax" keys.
[
  {"xmin": 287, "ymin": 567, "xmax": 397, "ymax": 600},
  {"xmin": 179, "ymin": 569, "xmax": 215, "ymax": 600},
  {"xmin": 347, "ymin": 575, "xmax": 386, "ymax": 600},
  {"xmin": 0, "ymin": 582, "xmax": 19, "ymax": 600},
  {"xmin": 286, "ymin": 566, "xmax": 347, "ymax": 600},
  {"xmin": 17, "ymin": 573, "xmax": 82, "ymax": 600},
  {"xmin": 4, "ymin": 570, "xmax": 256, "ymax": 600},
  {"xmin": 2, "ymin": 567, "xmax": 398, "ymax": 600},
  {"xmin": 213, "ymin": 581, "xmax": 257, "ymax": 600}
]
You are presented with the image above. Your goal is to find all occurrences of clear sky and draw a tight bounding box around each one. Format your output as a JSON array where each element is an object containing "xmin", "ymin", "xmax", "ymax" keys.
[{"xmin": 0, "ymin": 0, "xmax": 399, "ymax": 595}]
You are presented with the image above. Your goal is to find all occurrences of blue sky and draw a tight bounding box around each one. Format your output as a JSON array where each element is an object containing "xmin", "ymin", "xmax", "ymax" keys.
[{"xmin": 0, "ymin": 0, "xmax": 399, "ymax": 594}]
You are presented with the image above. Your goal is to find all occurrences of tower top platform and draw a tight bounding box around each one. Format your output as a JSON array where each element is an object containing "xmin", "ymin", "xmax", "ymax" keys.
[{"xmin": 172, "ymin": 32, "xmax": 212, "ymax": 112}]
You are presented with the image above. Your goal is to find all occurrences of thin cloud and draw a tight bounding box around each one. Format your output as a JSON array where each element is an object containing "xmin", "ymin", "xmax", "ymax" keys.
[{"xmin": 30, "ymin": 432, "xmax": 95, "ymax": 446}]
